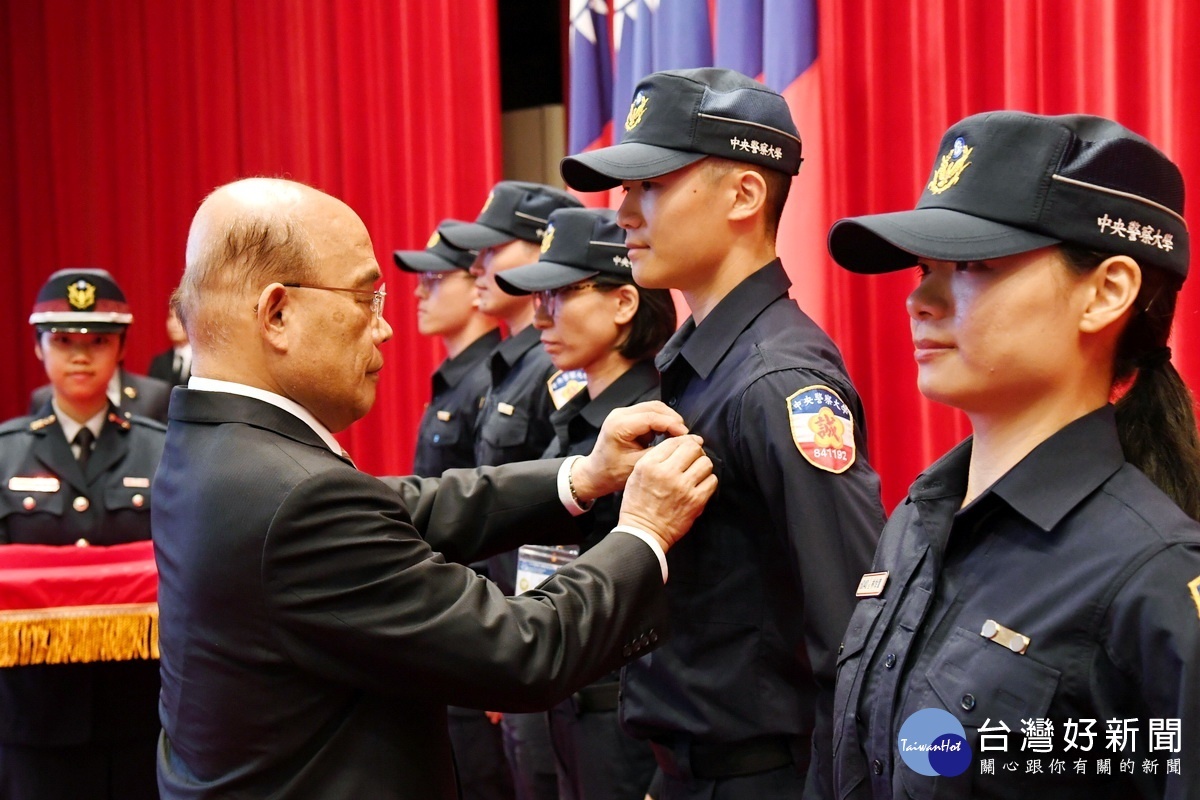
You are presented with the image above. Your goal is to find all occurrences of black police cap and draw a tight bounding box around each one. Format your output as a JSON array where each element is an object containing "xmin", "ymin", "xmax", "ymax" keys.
[
  {"xmin": 561, "ymin": 67, "xmax": 803, "ymax": 192},
  {"xmin": 829, "ymin": 111, "xmax": 1189, "ymax": 279},
  {"xmin": 29, "ymin": 268, "xmax": 133, "ymax": 333},
  {"xmin": 495, "ymin": 208, "xmax": 632, "ymax": 295},
  {"xmin": 393, "ymin": 221, "xmax": 477, "ymax": 274},
  {"xmin": 439, "ymin": 181, "xmax": 583, "ymax": 250}
]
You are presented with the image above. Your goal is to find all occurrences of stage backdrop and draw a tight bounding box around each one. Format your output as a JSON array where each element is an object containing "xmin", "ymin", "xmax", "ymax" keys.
[
  {"xmin": 0, "ymin": 0, "xmax": 502, "ymax": 476},
  {"xmin": 569, "ymin": 0, "xmax": 1200, "ymax": 507}
]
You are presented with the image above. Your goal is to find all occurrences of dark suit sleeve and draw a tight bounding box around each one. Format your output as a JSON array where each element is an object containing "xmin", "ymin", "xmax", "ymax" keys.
[
  {"xmin": 261, "ymin": 466, "xmax": 667, "ymax": 711},
  {"xmin": 377, "ymin": 458, "xmax": 582, "ymax": 564}
]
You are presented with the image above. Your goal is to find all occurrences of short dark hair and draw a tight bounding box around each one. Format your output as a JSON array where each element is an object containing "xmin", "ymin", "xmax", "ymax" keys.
[{"xmin": 594, "ymin": 277, "xmax": 677, "ymax": 362}]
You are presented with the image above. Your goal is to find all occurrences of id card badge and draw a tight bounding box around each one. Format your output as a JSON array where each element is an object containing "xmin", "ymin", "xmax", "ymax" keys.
[{"xmin": 515, "ymin": 544, "xmax": 579, "ymax": 594}]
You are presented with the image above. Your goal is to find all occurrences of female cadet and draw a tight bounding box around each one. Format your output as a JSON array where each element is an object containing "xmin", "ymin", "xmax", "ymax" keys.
[
  {"xmin": 0, "ymin": 268, "xmax": 165, "ymax": 799},
  {"xmin": 826, "ymin": 111, "xmax": 1200, "ymax": 799},
  {"xmin": 496, "ymin": 207, "xmax": 676, "ymax": 800}
]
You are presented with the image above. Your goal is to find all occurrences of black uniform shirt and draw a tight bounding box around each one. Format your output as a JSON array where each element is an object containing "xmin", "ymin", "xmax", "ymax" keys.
[
  {"xmin": 541, "ymin": 358, "xmax": 660, "ymax": 544},
  {"xmin": 621, "ymin": 261, "xmax": 885, "ymax": 789},
  {"xmin": 412, "ymin": 329, "xmax": 501, "ymax": 478},
  {"xmin": 474, "ymin": 324, "xmax": 557, "ymax": 469},
  {"xmin": 834, "ymin": 405, "xmax": 1200, "ymax": 800}
]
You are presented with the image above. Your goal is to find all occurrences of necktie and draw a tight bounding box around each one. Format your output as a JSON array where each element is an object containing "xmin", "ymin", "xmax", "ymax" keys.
[{"xmin": 74, "ymin": 427, "xmax": 96, "ymax": 471}]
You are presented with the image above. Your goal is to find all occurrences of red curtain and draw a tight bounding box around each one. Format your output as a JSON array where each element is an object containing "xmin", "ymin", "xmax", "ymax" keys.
[
  {"xmin": 811, "ymin": 0, "xmax": 1200, "ymax": 506},
  {"xmin": 0, "ymin": 0, "xmax": 502, "ymax": 476}
]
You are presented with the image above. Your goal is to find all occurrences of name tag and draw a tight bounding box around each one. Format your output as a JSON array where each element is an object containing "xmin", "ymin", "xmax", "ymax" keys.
[
  {"xmin": 855, "ymin": 571, "xmax": 889, "ymax": 597},
  {"xmin": 980, "ymin": 619, "xmax": 1030, "ymax": 654},
  {"xmin": 436, "ymin": 410, "xmax": 452, "ymax": 422},
  {"xmin": 497, "ymin": 402, "xmax": 515, "ymax": 416},
  {"xmin": 8, "ymin": 476, "xmax": 61, "ymax": 493},
  {"xmin": 123, "ymin": 477, "xmax": 151, "ymax": 489},
  {"xmin": 516, "ymin": 545, "xmax": 579, "ymax": 594}
]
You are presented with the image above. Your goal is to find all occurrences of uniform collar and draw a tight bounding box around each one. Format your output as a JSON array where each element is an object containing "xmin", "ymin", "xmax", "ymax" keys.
[
  {"xmin": 435, "ymin": 328, "xmax": 501, "ymax": 390},
  {"xmin": 574, "ymin": 359, "xmax": 661, "ymax": 430},
  {"xmin": 656, "ymin": 260, "xmax": 790, "ymax": 380},
  {"xmin": 51, "ymin": 399, "xmax": 107, "ymax": 445},
  {"xmin": 910, "ymin": 405, "xmax": 1126, "ymax": 532},
  {"xmin": 493, "ymin": 324, "xmax": 542, "ymax": 369}
]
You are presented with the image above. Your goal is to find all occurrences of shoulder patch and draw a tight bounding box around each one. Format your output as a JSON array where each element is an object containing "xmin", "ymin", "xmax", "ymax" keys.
[
  {"xmin": 787, "ymin": 385, "xmax": 857, "ymax": 474},
  {"xmin": 1189, "ymin": 575, "xmax": 1200, "ymax": 620},
  {"xmin": 547, "ymin": 369, "xmax": 588, "ymax": 410}
]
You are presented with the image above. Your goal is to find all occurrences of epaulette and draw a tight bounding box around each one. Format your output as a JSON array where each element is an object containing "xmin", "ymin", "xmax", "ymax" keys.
[
  {"xmin": 121, "ymin": 411, "xmax": 167, "ymax": 433},
  {"xmin": 0, "ymin": 415, "xmax": 43, "ymax": 436}
]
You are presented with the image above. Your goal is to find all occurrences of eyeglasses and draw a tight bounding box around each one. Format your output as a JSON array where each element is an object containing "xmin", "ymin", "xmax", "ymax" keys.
[
  {"xmin": 416, "ymin": 272, "xmax": 461, "ymax": 293},
  {"xmin": 283, "ymin": 282, "xmax": 387, "ymax": 317},
  {"xmin": 532, "ymin": 283, "xmax": 600, "ymax": 317}
]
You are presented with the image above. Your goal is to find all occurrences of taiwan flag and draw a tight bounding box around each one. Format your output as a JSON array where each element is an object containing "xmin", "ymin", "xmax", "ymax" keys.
[{"xmin": 568, "ymin": 0, "xmax": 614, "ymax": 208}]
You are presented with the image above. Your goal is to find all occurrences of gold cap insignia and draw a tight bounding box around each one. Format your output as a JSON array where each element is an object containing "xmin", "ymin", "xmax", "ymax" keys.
[
  {"xmin": 625, "ymin": 91, "xmax": 649, "ymax": 132},
  {"xmin": 928, "ymin": 137, "xmax": 973, "ymax": 195},
  {"xmin": 540, "ymin": 224, "xmax": 555, "ymax": 254},
  {"xmin": 1189, "ymin": 574, "xmax": 1200, "ymax": 619},
  {"xmin": 67, "ymin": 280, "xmax": 96, "ymax": 310},
  {"xmin": 426, "ymin": 231, "xmax": 440, "ymax": 249},
  {"xmin": 481, "ymin": 191, "xmax": 495, "ymax": 213}
]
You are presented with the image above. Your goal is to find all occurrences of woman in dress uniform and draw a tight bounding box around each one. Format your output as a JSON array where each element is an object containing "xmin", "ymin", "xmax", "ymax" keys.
[
  {"xmin": 496, "ymin": 207, "xmax": 676, "ymax": 800},
  {"xmin": 826, "ymin": 111, "xmax": 1200, "ymax": 800},
  {"xmin": 0, "ymin": 268, "xmax": 165, "ymax": 800}
]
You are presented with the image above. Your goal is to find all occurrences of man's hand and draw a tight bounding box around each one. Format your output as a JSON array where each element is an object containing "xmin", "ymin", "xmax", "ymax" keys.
[
  {"xmin": 570, "ymin": 401, "xmax": 689, "ymax": 501},
  {"xmin": 617, "ymin": 434, "xmax": 716, "ymax": 552}
]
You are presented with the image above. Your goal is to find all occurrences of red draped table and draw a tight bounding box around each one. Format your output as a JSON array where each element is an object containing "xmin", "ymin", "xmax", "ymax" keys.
[{"xmin": 0, "ymin": 540, "xmax": 158, "ymax": 667}]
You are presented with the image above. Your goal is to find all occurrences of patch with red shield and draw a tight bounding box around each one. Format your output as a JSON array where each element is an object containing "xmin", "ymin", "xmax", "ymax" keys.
[{"xmin": 787, "ymin": 385, "xmax": 857, "ymax": 474}]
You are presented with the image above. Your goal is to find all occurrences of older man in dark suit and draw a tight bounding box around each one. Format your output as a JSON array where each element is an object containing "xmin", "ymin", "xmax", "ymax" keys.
[{"xmin": 152, "ymin": 178, "xmax": 716, "ymax": 800}]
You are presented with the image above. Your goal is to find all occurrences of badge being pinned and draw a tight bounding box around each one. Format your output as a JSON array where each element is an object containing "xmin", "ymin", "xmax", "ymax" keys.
[
  {"xmin": 547, "ymin": 369, "xmax": 587, "ymax": 410},
  {"xmin": 788, "ymin": 385, "xmax": 856, "ymax": 474}
]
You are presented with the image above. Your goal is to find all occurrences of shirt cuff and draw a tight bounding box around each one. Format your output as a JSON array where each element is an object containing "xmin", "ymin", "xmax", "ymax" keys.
[
  {"xmin": 611, "ymin": 525, "xmax": 668, "ymax": 584},
  {"xmin": 557, "ymin": 455, "xmax": 594, "ymax": 517}
]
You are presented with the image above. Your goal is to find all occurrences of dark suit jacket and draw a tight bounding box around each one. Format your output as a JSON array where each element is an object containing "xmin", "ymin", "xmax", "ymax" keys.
[
  {"xmin": 0, "ymin": 405, "xmax": 165, "ymax": 748},
  {"xmin": 148, "ymin": 348, "xmax": 189, "ymax": 386},
  {"xmin": 153, "ymin": 389, "xmax": 668, "ymax": 800},
  {"xmin": 30, "ymin": 369, "xmax": 172, "ymax": 423}
]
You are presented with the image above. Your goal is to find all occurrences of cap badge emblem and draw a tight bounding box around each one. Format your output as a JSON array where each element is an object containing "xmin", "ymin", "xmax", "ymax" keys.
[
  {"xmin": 481, "ymin": 191, "xmax": 494, "ymax": 213},
  {"xmin": 625, "ymin": 92, "xmax": 649, "ymax": 132},
  {"xmin": 426, "ymin": 231, "xmax": 440, "ymax": 249},
  {"xmin": 928, "ymin": 137, "xmax": 973, "ymax": 195},
  {"xmin": 67, "ymin": 280, "xmax": 96, "ymax": 310},
  {"xmin": 540, "ymin": 224, "xmax": 555, "ymax": 253}
]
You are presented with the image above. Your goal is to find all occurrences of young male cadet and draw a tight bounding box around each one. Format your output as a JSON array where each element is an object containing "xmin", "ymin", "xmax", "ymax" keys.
[
  {"xmin": 441, "ymin": 181, "xmax": 585, "ymax": 800},
  {"xmin": 154, "ymin": 177, "xmax": 717, "ymax": 800},
  {"xmin": 395, "ymin": 223, "xmax": 512, "ymax": 800},
  {"xmin": 561, "ymin": 68, "xmax": 886, "ymax": 799}
]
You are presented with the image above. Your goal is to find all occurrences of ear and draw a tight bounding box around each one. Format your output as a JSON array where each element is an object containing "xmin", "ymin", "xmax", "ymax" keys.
[
  {"xmin": 257, "ymin": 283, "xmax": 292, "ymax": 353},
  {"xmin": 727, "ymin": 167, "xmax": 768, "ymax": 225},
  {"xmin": 1079, "ymin": 255, "xmax": 1141, "ymax": 334},
  {"xmin": 34, "ymin": 338, "xmax": 45, "ymax": 363},
  {"xmin": 611, "ymin": 284, "xmax": 640, "ymax": 326}
]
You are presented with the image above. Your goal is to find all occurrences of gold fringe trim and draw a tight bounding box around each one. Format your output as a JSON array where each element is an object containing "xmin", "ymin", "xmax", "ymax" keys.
[{"xmin": 0, "ymin": 603, "xmax": 158, "ymax": 667}]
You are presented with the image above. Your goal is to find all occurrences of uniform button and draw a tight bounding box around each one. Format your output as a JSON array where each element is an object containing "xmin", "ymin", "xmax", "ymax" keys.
[
  {"xmin": 960, "ymin": 693, "xmax": 976, "ymax": 711},
  {"xmin": 622, "ymin": 645, "xmax": 633, "ymax": 657},
  {"xmin": 837, "ymin": 642, "xmax": 844, "ymax": 655},
  {"xmin": 872, "ymin": 759, "xmax": 883, "ymax": 775},
  {"xmin": 22, "ymin": 496, "xmax": 35, "ymax": 510},
  {"xmin": 433, "ymin": 434, "xmax": 441, "ymax": 443},
  {"xmin": 667, "ymin": 397, "xmax": 677, "ymax": 407},
  {"xmin": 132, "ymin": 493, "xmax": 145, "ymax": 508},
  {"xmin": 73, "ymin": 496, "xmax": 90, "ymax": 512},
  {"xmin": 884, "ymin": 653, "xmax": 896, "ymax": 669},
  {"xmin": 649, "ymin": 631, "xmax": 658, "ymax": 643},
  {"xmin": 75, "ymin": 538, "xmax": 90, "ymax": 547}
]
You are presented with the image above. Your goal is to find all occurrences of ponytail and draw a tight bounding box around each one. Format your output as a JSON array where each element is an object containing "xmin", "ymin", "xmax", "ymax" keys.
[{"xmin": 1061, "ymin": 244, "xmax": 1200, "ymax": 521}]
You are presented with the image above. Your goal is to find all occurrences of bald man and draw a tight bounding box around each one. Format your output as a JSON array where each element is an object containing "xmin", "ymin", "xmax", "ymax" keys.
[{"xmin": 151, "ymin": 178, "xmax": 716, "ymax": 800}]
